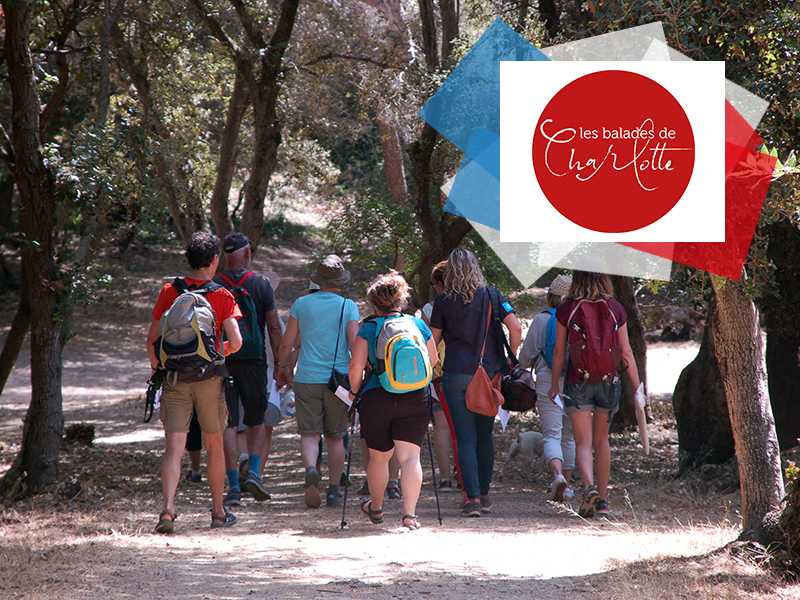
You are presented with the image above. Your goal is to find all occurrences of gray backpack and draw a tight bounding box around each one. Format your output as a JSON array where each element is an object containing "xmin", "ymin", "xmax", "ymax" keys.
[{"xmin": 154, "ymin": 278, "xmax": 225, "ymax": 382}]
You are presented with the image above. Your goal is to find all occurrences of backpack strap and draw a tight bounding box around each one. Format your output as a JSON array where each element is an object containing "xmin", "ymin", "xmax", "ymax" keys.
[
  {"xmin": 487, "ymin": 287, "xmax": 516, "ymax": 374},
  {"xmin": 172, "ymin": 277, "xmax": 189, "ymax": 294},
  {"xmin": 217, "ymin": 271, "xmax": 255, "ymax": 288},
  {"xmin": 331, "ymin": 299, "xmax": 347, "ymax": 371},
  {"xmin": 538, "ymin": 308, "xmax": 557, "ymax": 365},
  {"xmin": 173, "ymin": 277, "xmax": 222, "ymax": 295}
]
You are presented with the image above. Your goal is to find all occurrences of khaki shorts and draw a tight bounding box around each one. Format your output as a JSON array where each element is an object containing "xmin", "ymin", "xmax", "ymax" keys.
[
  {"xmin": 160, "ymin": 376, "xmax": 228, "ymax": 436},
  {"xmin": 292, "ymin": 381, "xmax": 348, "ymax": 438}
]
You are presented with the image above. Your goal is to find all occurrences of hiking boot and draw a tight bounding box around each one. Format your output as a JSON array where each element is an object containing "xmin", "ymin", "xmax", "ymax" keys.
[
  {"xmin": 224, "ymin": 488, "xmax": 242, "ymax": 507},
  {"xmin": 595, "ymin": 500, "xmax": 612, "ymax": 516},
  {"xmin": 387, "ymin": 480, "xmax": 402, "ymax": 500},
  {"xmin": 461, "ymin": 501, "xmax": 482, "ymax": 517},
  {"xmin": 550, "ymin": 474, "xmax": 568, "ymax": 502},
  {"xmin": 357, "ymin": 481, "xmax": 370, "ymax": 496},
  {"xmin": 244, "ymin": 472, "xmax": 271, "ymax": 501},
  {"xmin": 185, "ymin": 470, "xmax": 203, "ymax": 485},
  {"xmin": 437, "ymin": 479, "xmax": 453, "ymax": 493},
  {"xmin": 479, "ymin": 496, "xmax": 493, "ymax": 514},
  {"xmin": 326, "ymin": 490, "xmax": 343, "ymax": 507},
  {"xmin": 304, "ymin": 467, "xmax": 321, "ymax": 508},
  {"xmin": 564, "ymin": 486, "xmax": 575, "ymax": 501},
  {"xmin": 578, "ymin": 485, "xmax": 600, "ymax": 518}
]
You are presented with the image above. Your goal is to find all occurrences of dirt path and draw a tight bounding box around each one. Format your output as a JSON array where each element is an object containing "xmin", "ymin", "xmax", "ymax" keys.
[{"xmin": 1, "ymin": 244, "xmax": 796, "ymax": 599}]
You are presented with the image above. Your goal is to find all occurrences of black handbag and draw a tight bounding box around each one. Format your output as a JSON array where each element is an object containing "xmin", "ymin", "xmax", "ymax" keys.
[
  {"xmin": 500, "ymin": 364, "xmax": 537, "ymax": 412},
  {"xmin": 487, "ymin": 287, "xmax": 537, "ymax": 412},
  {"xmin": 327, "ymin": 300, "xmax": 352, "ymax": 393}
]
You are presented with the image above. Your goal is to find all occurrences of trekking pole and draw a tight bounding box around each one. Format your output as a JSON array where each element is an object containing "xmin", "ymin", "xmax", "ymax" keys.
[
  {"xmin": 340, "ymin": 401, "xmax": 358, "ymax": 530},
  {"xmin": 341, "ymin": 370, "xmax": 371, "ymax": 530},
  {"xmin": 427, "ymin": 386, "xmax": 443, "ymax": 525}
]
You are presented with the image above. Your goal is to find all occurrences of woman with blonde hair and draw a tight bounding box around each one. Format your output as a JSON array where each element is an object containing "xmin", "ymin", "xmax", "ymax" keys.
[
  {"xmin": 429, "ymin": 248, "xmax": 522, "ymax": 517},
  {"xmin": 547, "ymin": 255, "xmax": 640, "ymax": 518},
  {"xmin": 349, "ymin": 272, "xmax": 438, "ymax": 530}
]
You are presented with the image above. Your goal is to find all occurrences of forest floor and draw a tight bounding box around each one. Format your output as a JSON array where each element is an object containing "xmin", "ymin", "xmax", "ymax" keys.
[{"xmin": 2, "ymin": 240, "xmax": 800, "ymax": 599}]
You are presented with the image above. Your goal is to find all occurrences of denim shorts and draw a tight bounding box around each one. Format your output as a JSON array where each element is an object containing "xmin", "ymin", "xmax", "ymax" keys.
[{"xmin": 563, "ymin": 377, "xmax": 621, "ymax": 417}]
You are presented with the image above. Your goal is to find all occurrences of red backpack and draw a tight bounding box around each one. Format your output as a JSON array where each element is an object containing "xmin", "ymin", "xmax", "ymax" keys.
[{"xmin": 567, "ymin": 299, "xmax": 624, "ymax": 383}]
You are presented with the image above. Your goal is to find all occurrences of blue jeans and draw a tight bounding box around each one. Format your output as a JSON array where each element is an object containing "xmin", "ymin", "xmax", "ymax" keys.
[{"xmin": 442, "ymin": 371, "xmax": 495, "ymax": 499}]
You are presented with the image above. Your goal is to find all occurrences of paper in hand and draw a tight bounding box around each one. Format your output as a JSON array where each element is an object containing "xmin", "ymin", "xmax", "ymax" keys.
[
  {"xmin": 634, "ymin": 383, "xmax": 649, "ymax": 455},
  {"xmin": 552, "ymin": 394, "xmax": 566, "ymax": 415},
  {"xmin": 335, "ymin": 385, "xmax": 352, "ymax": 407}
]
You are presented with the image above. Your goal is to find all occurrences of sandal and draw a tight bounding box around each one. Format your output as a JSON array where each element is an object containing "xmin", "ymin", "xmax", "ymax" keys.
[
  {"xmin": 360, "ymin": 497, "xmax": 384, "ymax": 524},
  {"xmin": 210, "ymin": 507, "xmax": 238, "ymax": 529},
  {"xmin": 402, "ymin": 514, "xmax": 421, "ymax": 530},
  {"xmin": 155, "ymin": 509, "xmax": 176, "ymax": 534}
]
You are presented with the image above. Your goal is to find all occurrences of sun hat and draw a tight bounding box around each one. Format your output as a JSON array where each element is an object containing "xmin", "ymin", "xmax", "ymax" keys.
[
  {"xmin": 223, "ymin": 232, "xmax": 255, "ymax": 253},
  {"xmin": 575, "ymin": 253, "xmax": 608, "ymax": 274},
  {"xmin": 546, "ymin": 274, "xmax": 573, "ymax": 297},
  {"xmin": 310, "ymin": 254, "xmax": 350, "ymax": 288}
]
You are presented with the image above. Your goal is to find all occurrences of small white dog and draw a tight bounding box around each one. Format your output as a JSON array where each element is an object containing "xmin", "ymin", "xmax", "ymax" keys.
[{"xmin": 498, "ymin": 431, "xmax": 545, "ymax": 481}]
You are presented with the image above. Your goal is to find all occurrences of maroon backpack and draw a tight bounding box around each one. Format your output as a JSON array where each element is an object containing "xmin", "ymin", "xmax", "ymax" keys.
[{"xmin": 567, "ymin": 299, "xmax": 624, "ymax": 383}]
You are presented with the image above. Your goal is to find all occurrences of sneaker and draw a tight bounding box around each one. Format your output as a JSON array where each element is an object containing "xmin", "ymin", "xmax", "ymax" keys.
[
  {"xmin": 326, "ymin": 490, "xmax": 343, "ymax": 507},
  {"xmin": 595, "ymin": 500, "xmax": 612, "ymax": 516},
  {"xmin": 550, "ymin": 474, "xmax": 568, "ymax": 502},
  {"xmin": 238, "ymin": 455, "xmax": 249, "ymax": 480},
  {"xmin": 387, "ymin": 481, "xmax": 402, "ymax": 500},
  {"xmin": 304, "ymin": 467, "xmax": 321, "ymax": 508},
  {"xmin": 578, "ymin": 485, "xmax": 600, "ymax": 518},
  {"xmin": 340, "ymin": 472, "xmax": 352, "ymax": 487},
  {"xmin": 461, "ymin": 501, "xmax": 482, "ymax": 517},
  {"xmin": 437, "ymin": 479, "xmax": 453, "ymax": 493},
  {"xmin": 224, "ymin": 488, "xmax": 242, "ymax": 507},
  {"xmin": 564, "ymin": 486, "xmax": 575, "ymax": 501},
  {"xmin": 185, "ymin": 470, "xmax": 203, "ymax": 485},
  {"xmin": 479, "ymin": 496, "xmax": 493, "ymax": 514},
  {"xmin": 244, "ymin": 472, "xmax": 271, "ymax": 501},
  {"xmin": 357, "ymin": 481, "xmax": 370, "ymax": 496}
]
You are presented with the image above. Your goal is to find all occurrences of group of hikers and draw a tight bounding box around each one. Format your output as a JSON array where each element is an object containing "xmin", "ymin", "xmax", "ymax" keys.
[{"xmin": 146, "ymin": 232, "xmax": 639, "ymax": 533}]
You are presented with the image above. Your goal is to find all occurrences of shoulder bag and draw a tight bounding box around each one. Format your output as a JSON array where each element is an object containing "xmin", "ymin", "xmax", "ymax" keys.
[
  {"xmin": 487, "ymin": 287, "xmax": 537, "ymax": 412},
  {"xmin": 465, "ymin": 298, "xmax": 504, "ymax": 417},
  {"xmin": 327, "ymin": 299, "xmax": 351, "ymax": 393}
]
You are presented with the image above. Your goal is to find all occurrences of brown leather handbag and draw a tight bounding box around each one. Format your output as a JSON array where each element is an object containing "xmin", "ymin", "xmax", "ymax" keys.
[{"xmin": 465, "ymin": 302, "xmax": 504, "ymax": 417}]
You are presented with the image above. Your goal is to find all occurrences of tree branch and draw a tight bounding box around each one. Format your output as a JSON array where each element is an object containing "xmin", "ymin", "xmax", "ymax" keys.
[
  {"xmin": 188, "ymin": 0, "xmax": 243, "ymax": 57},
  {"xmin": 229, "ymin": 0, "xmax": 266, "ymax": 49}
]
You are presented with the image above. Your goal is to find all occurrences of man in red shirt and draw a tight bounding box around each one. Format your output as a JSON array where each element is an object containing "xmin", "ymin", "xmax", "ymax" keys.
[{"xmin": 146, "ymin": 232, "xmax": 243, "ymax": 533}]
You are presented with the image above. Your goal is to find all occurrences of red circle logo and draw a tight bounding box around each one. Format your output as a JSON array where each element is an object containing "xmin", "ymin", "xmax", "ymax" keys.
[{"xmin": 532, "ymin": 70, "xmax": 695, "ymax": 233}]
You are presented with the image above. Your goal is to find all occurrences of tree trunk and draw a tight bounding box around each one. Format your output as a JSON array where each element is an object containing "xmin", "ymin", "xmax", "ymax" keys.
[
  {"xmin": 610, "ymin": 275, "xmax": 646, "ymax": 430},
  {"xmin": 1, "ymin": 0, "xmax": 65, "ymax": 493},
  {"xmin": 208, "ymin": 69, "xmax": 250, "ymax": 243},
  {"xmin": 193, "ymin": 0, "xmax": 300, "ymax": 248},
  {"xmin": 538, "ymin": 0, "xmax": 560, "ymax": 40},
  {"xmin": 0, "ymin": 171, "xmax": 14, "ymax": 232},
  {"xmin": 0, "ymin": 279, "xmax": 31, "ymax": 395},
  {"xmin": 376, "ymin": 107, "xmax": 407, "ymax": 201},
  {"xmin": 96, "ymin": 0, "xmax": 127, "ymax": 129},
  {"xmin": 763, "ymin": 220, "xmax": 800, "ymax": 451},
  {"xmin": 672, "ymin": 296, "xmax": 734, "ymax": 471},
  {"xmin": 405, "ymin": 0, "xmax": 470, "ymax": 306},
  {"xmin": 712, "ymin": 274, "xmax": 783, "ymax": 542}
]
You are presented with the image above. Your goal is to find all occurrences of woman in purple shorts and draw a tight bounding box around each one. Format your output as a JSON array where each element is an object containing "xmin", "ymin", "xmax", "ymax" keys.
[{"xmin": 348, "ymin": 272, "xmax": 439, "ymax": 530}]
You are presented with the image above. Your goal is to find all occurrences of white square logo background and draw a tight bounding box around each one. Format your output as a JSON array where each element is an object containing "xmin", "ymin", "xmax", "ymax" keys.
[{"xmin": 499, "ymin": 61, "xmax": 725, "ymax": 243}]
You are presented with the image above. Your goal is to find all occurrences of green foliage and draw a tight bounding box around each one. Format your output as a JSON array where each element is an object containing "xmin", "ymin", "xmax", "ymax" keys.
[{"xmin": 324, "ymin": 182, "xmax": 421, "ymax": 283}]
